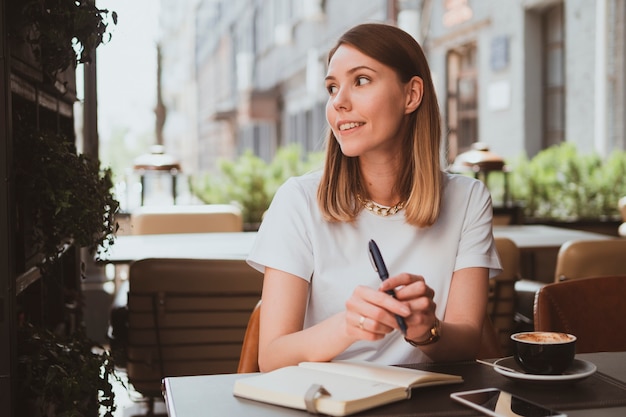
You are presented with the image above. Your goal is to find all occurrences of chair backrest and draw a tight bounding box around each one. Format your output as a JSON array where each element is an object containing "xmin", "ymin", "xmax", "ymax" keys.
[
  {"xmin": 129, "ymin": 204, "xmax": 243, "ymax": 235},
  {"xmin": 236, "ymin": 302, "xmax": 502, "ymax": 373},
  {"xmin": 127, "ymin": 258, "xmax": 262, "ymax": 397},
  {"xmin": 237, "ymin": 300, "xmax": 262, "ymax": 373},
  {"xmin": 488, "ymin": 237, "xmax": 520, "ymax": 355},
  {"xmin": 554, "ymin": 239, "xmax": 626, "ymax": 282},
  {"xmin": 534, "ymin": 275, "xmax": 626, "ymax": 353}
]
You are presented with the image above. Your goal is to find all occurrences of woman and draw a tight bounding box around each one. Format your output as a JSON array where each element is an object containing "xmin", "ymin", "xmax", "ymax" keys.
[{"xmin": 247, "ymin": 23, "xmax": 501, "ymax": 372}]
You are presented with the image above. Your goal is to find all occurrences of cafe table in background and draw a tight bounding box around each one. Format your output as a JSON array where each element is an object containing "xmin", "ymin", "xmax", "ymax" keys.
[
  {"xmin": 100, "ymin": 224, "xmax": 612, "ymax": 282},
  {"xmin": 97, "ymin": 231, "xmax": 257, "ymax": 290},
  {"xmin": 492, "ymin": 224, "xmax": 612, "ymax": 282},
  {"xmin": 99, "ymin": 231, "xmax": 257, "ymax": 263},
  {"xmin": 102, "ymin": 225, "xmax": 610, "ymax": 265}
]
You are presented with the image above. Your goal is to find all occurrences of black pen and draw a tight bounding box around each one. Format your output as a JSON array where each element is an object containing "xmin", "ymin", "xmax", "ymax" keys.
[{"xmin": 368, "ymin": 239, "xmax": 408, "ymax": 335}]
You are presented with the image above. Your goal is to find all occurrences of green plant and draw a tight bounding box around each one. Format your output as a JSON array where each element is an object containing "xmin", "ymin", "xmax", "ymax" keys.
[
  {"xmin": 191, "ymin": 144, "xmax": 324, "ymax": 224},
  {"xmin": 8, "ymin": 0, "xmax": 117, "ymax": 78},
  {"xmin": 508, "ymin": 143, "xmax": 626, "ymax": 221},
  {"xmin": 17, "ymin": 323, "xmax": 122, "ymax": 417},
  {"xmin": 15, "ymin": 124, "xmax": 119, "ymax": 272}
]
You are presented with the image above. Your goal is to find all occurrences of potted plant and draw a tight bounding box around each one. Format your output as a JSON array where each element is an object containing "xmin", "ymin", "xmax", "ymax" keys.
[
  {"xmin": 190, "ymin": 144, "xmax": 324, "ymax": 229},
  {"xmin": 508, "ymin": 143, "xmax": 626, "ymax": 234},
  {"xmin": 17, "ymin": 323, "xmax": 122, "ymax": 417}
]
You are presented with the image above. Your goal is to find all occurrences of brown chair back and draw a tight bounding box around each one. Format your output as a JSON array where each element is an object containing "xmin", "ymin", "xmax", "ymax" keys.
[
  {"xmin": 554, "ymin": 239, "xmax": 626, "ymax": 282},
  {"xmin": 129, "ymin": 204, "xmax": 243, "ymax": 235},
  {"xmin": 534, "ymin": 275, "xmax": 626, "ymax": 353},
  {"xmin": 488, "ymin": 237, "xmax": 520, "ymax": 355},
  {"xmin": 237, "ymin": 302, "xmax": 502, "ymax": 373},
  {"xmin": 238, "ymin": 300, "xmax": 262, "ymax": 373},
  {"xmin": 127, "ymin": 258, "xmax": 262, "ymax": 398}
]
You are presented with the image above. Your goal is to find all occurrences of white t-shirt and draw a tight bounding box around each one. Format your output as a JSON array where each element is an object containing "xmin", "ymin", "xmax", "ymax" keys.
[{"xmin": 247, "ymin": 170, "xmax": 502, "ymax": 365}]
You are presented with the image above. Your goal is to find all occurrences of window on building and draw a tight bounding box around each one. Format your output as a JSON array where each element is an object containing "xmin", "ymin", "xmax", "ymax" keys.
[
  {"xmin": 446, "ymin": 43, "xmax": 478, "ymax": 163},
  {"xmin": 542, "ymin": 3, "xmax": 565, "ymax": 147}
]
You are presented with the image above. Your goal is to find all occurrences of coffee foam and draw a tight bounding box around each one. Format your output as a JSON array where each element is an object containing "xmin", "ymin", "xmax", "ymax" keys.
[{"xmin": 513, "ymin": 332, "xmax": 574, "ymax": 344}]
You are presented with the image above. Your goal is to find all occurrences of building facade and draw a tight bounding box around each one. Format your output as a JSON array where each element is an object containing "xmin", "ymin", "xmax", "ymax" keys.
[
  {"xmin": 157, "ymin": 0, "xmax": 626, "ymax": 175},
  {"xmin": 426, "ymin": 0, "xmax": 626, "ymax": 162}
]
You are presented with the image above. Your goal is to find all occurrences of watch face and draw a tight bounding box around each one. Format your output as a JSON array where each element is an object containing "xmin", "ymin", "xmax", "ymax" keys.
[
  {"xmin": 428, "ymin": 325, "xmax": 440, "ymax": 343},
  {"xmin": 406, "ymin": 319, "xmax": 440, "ymax": 346},
  {"xmin": 427, "ymin": 318, "xmax": 441, "ymax": 341}
]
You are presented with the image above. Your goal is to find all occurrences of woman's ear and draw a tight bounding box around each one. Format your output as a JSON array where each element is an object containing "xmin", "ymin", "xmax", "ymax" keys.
[{"xmin": 405, "ymin": 76, "xmax": 423, "ymax": 114}]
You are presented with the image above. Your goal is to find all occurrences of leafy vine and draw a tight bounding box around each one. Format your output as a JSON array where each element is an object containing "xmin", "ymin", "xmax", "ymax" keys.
[
  {"xmin": 8, "ymin": 0, "xmax": 117, "ymax": 78},
  {"xmin": 15, "ymin": 121, "xmax": 119, "ymax": 271}
]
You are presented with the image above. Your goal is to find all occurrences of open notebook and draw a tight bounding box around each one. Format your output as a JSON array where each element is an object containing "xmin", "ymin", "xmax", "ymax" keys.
[{"xmin": 233, "ymin": 360, "xmax": 463, "ymax": 416}]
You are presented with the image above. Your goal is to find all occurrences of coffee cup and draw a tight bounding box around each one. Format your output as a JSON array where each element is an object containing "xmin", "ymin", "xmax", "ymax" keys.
[{"xmin": 511, "ymin": 331, "xmax": 576, "ymax": 374}]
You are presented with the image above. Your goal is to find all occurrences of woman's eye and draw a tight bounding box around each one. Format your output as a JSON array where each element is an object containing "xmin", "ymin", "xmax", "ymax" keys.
[
  {"xmin": 326, "ymin": 85, "xmax": 338, "ymax": 95},
  {"xmin": 356, "ymin": 76, "xmax": 370, "ymax": 86}
]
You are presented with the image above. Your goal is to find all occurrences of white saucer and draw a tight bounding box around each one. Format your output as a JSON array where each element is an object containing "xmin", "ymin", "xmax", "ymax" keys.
[{"xmin": 493, "ymin": 357, "xmax": 597, "ymax": 383}]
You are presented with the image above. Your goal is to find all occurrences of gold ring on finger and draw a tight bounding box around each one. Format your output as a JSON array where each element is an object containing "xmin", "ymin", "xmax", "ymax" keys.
[{"xmin": 358, "ymin": 315, "xmax": 366, "ymax": 330}]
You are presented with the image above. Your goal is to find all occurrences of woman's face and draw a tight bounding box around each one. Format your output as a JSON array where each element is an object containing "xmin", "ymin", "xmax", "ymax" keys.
[{"xmin": 325, "ymin": 44, "xmax": 414, "ymax": 158}]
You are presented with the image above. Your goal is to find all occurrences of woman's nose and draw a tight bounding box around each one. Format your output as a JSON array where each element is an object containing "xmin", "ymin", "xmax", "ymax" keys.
[{"xmin": 332, "ymin": 87, "xmax": 351, "ymax": 111}]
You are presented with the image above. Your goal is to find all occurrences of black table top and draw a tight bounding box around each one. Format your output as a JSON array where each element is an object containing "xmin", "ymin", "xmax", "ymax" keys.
[{"xmin": 163, "ymin": 352, "xmax": 626, "ymax": 417}]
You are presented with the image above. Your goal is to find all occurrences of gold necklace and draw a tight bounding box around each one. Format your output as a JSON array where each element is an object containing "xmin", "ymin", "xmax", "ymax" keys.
[{"xmin": 357, "ymin": 195, "xmax": 405, "ymax": 217}]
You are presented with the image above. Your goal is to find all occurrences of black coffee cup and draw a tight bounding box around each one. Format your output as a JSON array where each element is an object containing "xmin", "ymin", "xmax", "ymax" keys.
[{"xmin": 511, "ymin": 331, "xmax": 576, "ymax": 375}]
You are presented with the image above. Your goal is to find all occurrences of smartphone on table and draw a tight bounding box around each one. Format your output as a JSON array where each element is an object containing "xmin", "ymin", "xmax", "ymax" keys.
[{"xmin": 450, "ymin": 388, "xmax": 566, "ymax": 417}]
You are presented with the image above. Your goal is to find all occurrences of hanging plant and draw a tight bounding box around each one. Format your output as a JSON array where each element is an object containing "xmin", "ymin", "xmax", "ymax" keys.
[
  {"xmin": 8, "ymin": 0, "xmax": 117, "ymax": 78},
  {"xmin": 15, "ymin": 123, "xmax": 120, "ymax": 272}
]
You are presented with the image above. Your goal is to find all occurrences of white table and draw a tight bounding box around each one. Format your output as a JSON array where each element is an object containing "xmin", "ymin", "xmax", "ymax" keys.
[
  {"xmin": 97, "ymin": 232, "xmax": 258, "ymax": 264},
  {"xmin": 101, "ymin": 225, "xmax": 610, "ymax": 265},
  {"xmin": 493, "ymin": 224, "xmax": 611, "ymax": 250},
  {"xmin": 98, "ymin": 225, "xmax": 613, "ymax": 286},
  {"xmin": 97, "ymin": 232, "xmax": 258, "ymax": 291}
]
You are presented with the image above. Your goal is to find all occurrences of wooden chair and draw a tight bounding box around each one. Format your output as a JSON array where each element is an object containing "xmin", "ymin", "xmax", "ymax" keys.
[
  {"xmin": 129, "ymin": 204, "xmax": 243, "ymax": 235},
  {"xmin": 515, "ymin": 237, "xmax": 626, "ymax": 337},
  {"xmin": 109, "ymin": 203, "xmax": 244, "ymax": 298},
  {"xmin": 554, "ymin": 239, "xmax": 626, "ymax": 281},
  {"xmin": 237, "ymin": 300, "xmax": 262, "ymax": 373},
  {"xmin": 534, "ymin": 275, "xmax": 626, "ymax": 353},
  {"xmin": 237, "ymin": 302, "xmax": 502, "ymax": 374},
  {"xmin": 126, "ymin": 258, "xmax": 262, "ymax": 411},
  {"xmin": 488, "ymin": 237, "xmax": 520, "ymax": 355}
]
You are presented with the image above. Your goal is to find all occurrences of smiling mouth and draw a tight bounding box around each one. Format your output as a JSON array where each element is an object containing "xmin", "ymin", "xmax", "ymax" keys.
[{"xmin": 339, "ymin": 122, "xmax": 365, "ymax": 131}]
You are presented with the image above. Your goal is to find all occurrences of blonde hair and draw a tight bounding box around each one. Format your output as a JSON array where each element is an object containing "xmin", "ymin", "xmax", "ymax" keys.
[{"xmin": 317, "ymin": 23, "xmax": 443, "ymax": 227}]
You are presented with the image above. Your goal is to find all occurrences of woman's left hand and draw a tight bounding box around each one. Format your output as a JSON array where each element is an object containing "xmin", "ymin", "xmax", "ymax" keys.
[{"xmin": 378, "ymin": 273, "xmax": 438, "ymax": 342}]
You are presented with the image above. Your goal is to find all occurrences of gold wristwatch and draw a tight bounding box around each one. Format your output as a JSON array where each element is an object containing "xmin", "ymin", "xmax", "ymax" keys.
[{"xmin": 405, "ymin": 318, "xmax": 441, "ymax": 346}]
